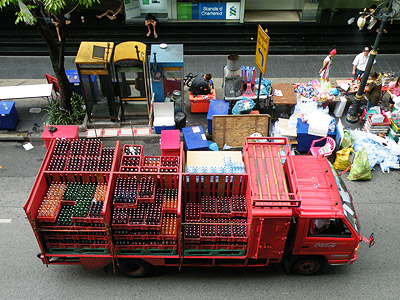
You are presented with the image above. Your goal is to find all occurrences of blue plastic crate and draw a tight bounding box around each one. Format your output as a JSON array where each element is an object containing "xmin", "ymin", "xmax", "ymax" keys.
[
  {"xmin": 207, "ymin": 99, "xmax": 229, "ymax": 134},
  {"xmin": 182, "ymin": 126, "xmax": 209, "ymax": 151},
  {"xmin": 296, "ymin": 118, "xmax": 336, "ymax": 152},
  {"xmin": 0, "ymin": 101, "xmax": 19, "ymax": 130}
]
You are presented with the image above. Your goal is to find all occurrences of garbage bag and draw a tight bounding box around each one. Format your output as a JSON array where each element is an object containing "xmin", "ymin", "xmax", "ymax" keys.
[
  {"xmin": 341, "ymin": 129, "xmax": 354, "ymax": 149},
  {"xmin": 347, "ymin": 148, "xmax": 371, "ymax": 181},
  {"xmin": 174, "ymin": 112, "xmax": 186, "ymax": 130},
  {"xmin": 334, "ymin": 148, "xmax": 355, "ymax": 171},
  {"xmin": 232, "ymin": 98, "xmax": 255, "ymax": 115}
]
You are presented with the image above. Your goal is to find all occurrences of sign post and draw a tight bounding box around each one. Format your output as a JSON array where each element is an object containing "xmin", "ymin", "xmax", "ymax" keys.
[{"xmin": 254, "ymin": 25, "xmax": 270, "ymax": 109}]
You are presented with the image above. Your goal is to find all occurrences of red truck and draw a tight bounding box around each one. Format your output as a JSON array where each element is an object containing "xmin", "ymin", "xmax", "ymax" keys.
[{"xmin": 24, "ymin": 137, "xmax": 374, "ymax": 277}]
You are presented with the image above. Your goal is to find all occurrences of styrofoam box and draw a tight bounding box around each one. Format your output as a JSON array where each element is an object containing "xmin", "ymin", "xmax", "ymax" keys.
[{"xmin": 154, "ymin": 102, "xmax": 175, "ymax": 134}]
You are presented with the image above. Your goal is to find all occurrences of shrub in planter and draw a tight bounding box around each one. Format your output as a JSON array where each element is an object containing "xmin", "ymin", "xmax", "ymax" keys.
[{"xmin": 46, "ymin": 93, "xmax": 86, "ymax": 125}]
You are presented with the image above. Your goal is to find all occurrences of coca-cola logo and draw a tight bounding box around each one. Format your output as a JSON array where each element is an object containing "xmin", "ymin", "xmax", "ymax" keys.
[{"xmin": 314, "ymin": 242, "xmax": 337, "ymax": 248}]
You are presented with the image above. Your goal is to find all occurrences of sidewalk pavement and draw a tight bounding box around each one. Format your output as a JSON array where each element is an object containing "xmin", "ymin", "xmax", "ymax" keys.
[{"xmin": 0, "ymin": 54, "xmax": 398, "ymax": 142}]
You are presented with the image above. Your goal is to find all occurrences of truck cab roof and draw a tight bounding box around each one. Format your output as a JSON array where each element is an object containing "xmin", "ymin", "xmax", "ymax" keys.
[{"xmin": 291, "ymin": 155, "xmax": 344, "ymax": 219}]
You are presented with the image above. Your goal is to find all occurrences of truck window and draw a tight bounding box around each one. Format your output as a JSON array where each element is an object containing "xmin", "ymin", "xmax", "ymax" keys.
[
  {"xmin": 329, "ymin": 163, "xmax": 360, "ymax": 234},
  {"xmin": 308, "ymin": 219, "xmax": 352, "ymax": 237}
]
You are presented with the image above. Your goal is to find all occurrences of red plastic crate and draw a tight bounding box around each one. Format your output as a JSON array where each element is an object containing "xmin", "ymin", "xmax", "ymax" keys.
[
  {"xmin": 159, "ymin": 167, "xmax": 178, "ymax": 173},
  {"xmin": 119, "ymin": 166, "xmax": 139, "ymax": 173},
  {"xmin": 142, "ymin": 156, "xmax": 161, "ymax": 167},
  {"xmin": 189, "ymin": 89, "xmax": 216, "ymax": 113},
  {"xmin": 123, "ymin": 145, "xmax": 143, "ymax": 156},
  {"xmin": 160, "ymin": 156, "xmax": 180, "ymax": 167},
  {"xmin": 121, "ymin": 155, "xmax": 142, "ymax": 168}
]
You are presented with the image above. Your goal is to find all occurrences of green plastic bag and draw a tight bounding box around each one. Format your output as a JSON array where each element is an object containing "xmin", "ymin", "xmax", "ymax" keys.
[
  {"xmin": 347, "ymin": 148, "xmax": 371, "ymax": 181},
  {"xmin": 341, "ymin": 129, "xmax": 354, "ymax": 149}
]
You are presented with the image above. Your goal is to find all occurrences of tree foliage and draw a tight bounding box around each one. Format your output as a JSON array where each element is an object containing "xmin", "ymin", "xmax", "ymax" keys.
[{"xmin": 0, "ymin": 0, "xmax": 99, "ymax": 112}]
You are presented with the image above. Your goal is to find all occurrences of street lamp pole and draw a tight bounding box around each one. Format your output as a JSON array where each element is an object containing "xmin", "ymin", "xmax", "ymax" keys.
[{"xmin": 346, "ymin": 8, "xmax": 391, "ymax": 123}]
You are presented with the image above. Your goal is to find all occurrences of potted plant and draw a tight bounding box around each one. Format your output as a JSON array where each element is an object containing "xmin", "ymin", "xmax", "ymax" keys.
[{"xmin": 45, "ymin": 92, "xmax": 88, "ymax": 131}]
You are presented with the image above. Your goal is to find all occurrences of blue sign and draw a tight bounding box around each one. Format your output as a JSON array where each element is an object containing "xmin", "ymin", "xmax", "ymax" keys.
[{"xmin": 197, "ymin": 3, "xmax": 226, "ymax": 20}]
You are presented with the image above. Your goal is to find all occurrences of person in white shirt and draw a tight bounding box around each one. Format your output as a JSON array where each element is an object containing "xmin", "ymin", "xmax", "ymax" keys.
[{"xmin": 352, "ymin": 47, "xmax": 376, "ymax": 80}]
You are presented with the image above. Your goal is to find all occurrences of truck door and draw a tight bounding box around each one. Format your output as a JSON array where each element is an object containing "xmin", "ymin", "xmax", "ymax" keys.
[
  {"xmin": 249, "ymin": 218, "xmax": 291, "ymax": 260},
  {"xmin": 293, "ymin": 218, "xmax": 358, "ymax": 263}
]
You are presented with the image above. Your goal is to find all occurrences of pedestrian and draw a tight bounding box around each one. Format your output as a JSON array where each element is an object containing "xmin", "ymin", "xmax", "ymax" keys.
[
  {"xmin": 364, "ymin": 72, "xmax": 382, "ymax": 110},
  {"xmin": 145, "ymin": 14, "xmax": 158, "ymax": 38},
  {"xmin": 319, "ymin": 49, "xmax": 336, "ymax": 82},
  {"xmin": 189, "ymin": 74, "xmax": 212, "ymax": 96},
  {"xmin": 352, "ymin": 47, "xmax": 376, "ymax": 80},
  {"xmin": 387, "ymin": 77, "xmax": 400, "ymax": 111}
]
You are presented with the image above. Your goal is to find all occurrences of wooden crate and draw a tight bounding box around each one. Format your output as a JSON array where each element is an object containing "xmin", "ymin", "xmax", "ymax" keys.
[{"xmin": 212, "ymin": 114, "xmax": 270, "ymax": 148}]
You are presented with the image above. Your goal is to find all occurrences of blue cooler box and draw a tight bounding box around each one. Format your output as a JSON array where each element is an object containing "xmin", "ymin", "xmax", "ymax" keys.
[
  {"xmin": 207, "ymin": 99, "xmax": 229, "ymax": 134},
  {"xmin": 182, "ymin": 126, "xmax": 209, "ymax": 151},
  {"xmin": 0, "ymin": 101, "xmax": 19, "ymax": 130},
  {"xmin": 296, "ymin": 118, "xmax": 336, "ymax": 152}
]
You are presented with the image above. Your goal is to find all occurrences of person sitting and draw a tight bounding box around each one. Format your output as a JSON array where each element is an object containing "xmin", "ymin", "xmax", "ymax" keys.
[
  {"xmin": 189, "ymin": 74, "xmax": 212, "ymax": 96},
  {"xmin": 364, "ymin": 72, "xmax": 382, "ymax": 110},
  {"xmin": 145, "ymin": 14, "xmax": 158, "ymax": 38},
  {"xmin": 387, "ymin": 77, "xmax": 400, "ymax": 111},
  {"xmin": 96, "ymin": 0, "xmax": 123, "ymax": 20}
]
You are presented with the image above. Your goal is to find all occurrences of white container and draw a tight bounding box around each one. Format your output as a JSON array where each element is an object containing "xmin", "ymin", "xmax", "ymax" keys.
[
  {"xmin": 153, "ymin": 102, "xmax": 175, "ymax": 134},
  {"xmin": 334, "ymin": 96, "xmax": 347, "ymax": 118}
]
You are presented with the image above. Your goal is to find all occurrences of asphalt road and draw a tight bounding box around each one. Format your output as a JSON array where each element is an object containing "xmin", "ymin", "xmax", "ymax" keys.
[{"xmin": 0, "ymin": 140, "xmax": 399, "ymax": 300}]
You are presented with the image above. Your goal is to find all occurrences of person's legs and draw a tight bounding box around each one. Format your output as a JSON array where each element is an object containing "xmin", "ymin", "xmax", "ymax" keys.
[
  {"xmin": 145, "ymin": 20, "xmax": 152, "ymax": 36},
  {"xmin": 151, "ymin": 20, "xmax": 157, "ymax": 38},
  {"xmin": 367, "ymin": 101, "xmax": 373, "ymax": 110},
  {"xmin": 96, "ymin": 9, "xmax": 113, "ymax": 19},
  {"xmin": 354, "ymin": 69, "xmax": 364, "ymax": 80}
]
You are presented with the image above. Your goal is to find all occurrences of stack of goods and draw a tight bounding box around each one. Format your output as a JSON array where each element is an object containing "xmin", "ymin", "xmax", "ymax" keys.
[
  {"xmin": 186, "ymin": 156, "xmax": 245, "ymax": 174},
  {"xmin": 388, "ymin": 116, "xmax": 400, "ymax": 142},
  {"xmin": 47, "ymin": 139, "xmax": 115, "ymax": 172},
  {"xmin": 111, "ymin": 182, "xmax": 179, "ymax": 255},
  {"xmin": 119, "ymin": 144, "xmax": 179, "ymax": 173},
  {"xmin": 39, "ymin": 181, "xmax": 110, "ymax": 254},
  {"xmin": 363, "ymin": 113, "xmax": 391, "ymax": 135},
  {"xmin": 183, "ymin": 195, "xmax": 247, "ymax": 255},
  {"xmin": 293, "ymin": 80, "xmax": 339, "ymax": 102}
]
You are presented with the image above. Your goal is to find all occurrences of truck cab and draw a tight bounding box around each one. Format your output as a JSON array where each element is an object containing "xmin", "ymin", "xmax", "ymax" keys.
[{"xmin": 288, "ymin": 155, "xmax": 361, "ymax": 273}]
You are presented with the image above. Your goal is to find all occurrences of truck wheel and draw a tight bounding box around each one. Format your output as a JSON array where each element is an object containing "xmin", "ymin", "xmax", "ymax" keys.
[
  {"xmin": 291, "ymin": 257, "xmax": 325, "ymax": 275},
  {"xmin": 119, "ymin": 260, "xmax": 150, "ymax": 278}
]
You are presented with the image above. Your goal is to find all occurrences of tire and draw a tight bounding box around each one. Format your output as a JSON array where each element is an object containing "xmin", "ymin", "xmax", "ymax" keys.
[
  {"xmin": 291, "ymin": 256, "xmax": 325, "ymax": 275},
  {"xmin": 119, "ymin": 260, "xmax": 150, "ymax": 278}
]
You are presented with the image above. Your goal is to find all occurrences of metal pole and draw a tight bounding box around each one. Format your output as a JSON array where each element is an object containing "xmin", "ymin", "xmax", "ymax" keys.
[
  {"xmin": 347, "ymin": 11, "xmax": 390, "ymax": 122},
  {"xmin": 256, "ymin": 71, "xmax": 262, "ymax": 110}
]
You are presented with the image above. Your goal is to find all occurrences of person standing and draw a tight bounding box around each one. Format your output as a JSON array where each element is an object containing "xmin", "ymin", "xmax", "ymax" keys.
[
  {"xmin": 352, "ymin": 47, "xmax": 376, "ymax": 80},
  {"xmin": 364, "ymin": 72, "xmax": 382, "ymax": 110},
  {"xmin": 387, "ymin": 77, "xmax": 400, "ymax": 111},
  {"xmin": 319, "ymin": 49, "xmax": 336, "ymax": 82}
]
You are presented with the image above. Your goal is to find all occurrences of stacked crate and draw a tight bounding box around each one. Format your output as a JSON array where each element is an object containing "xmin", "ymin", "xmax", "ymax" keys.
[
  {"xmin": 183, "ymin": 195, "xmax": 248, "ymax": 255},
  {"xmin": 119, "ymin": 144, "xmax": 180, "ymax": 173},
  {"xmin": 111, "ymin": 173, "xmax": 179, "ymax": 255},
  {"xmin": 36, "ymin": 139, "xmax": 119, "ymax": 255}
]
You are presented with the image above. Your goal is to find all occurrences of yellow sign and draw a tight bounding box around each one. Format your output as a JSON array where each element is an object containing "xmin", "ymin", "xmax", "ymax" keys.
[{"xmin": 255, "ymin": 25, "xmax": 270, "ymax": 76}]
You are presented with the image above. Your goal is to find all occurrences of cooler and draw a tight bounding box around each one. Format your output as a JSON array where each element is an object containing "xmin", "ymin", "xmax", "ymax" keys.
[
  {"xmin": 41, "ymin": 125, "xmax": 79, "ymax": 150},
  {"xmin": 189, "ymin": 89, "xmax": 216, "ymax": 113},
  {"xmin": 182, "ymin": 126, "xmax": 209, "ymax": 151},
  {"xmin": 0, "ymin": 101, "xmax": 19, "ymax": 130},
  {"xmin": 153, "ymin": 102, "xmax": 175, "ymax": 134},
  {"xmin": 296, "ymin": 118, "xmax": 336, "ymax": 152},
  {"xmin": 207, "ymin": 99, "xmax": 229, "ymax": 134},
  {"xmin": 160, "ymin": 129, "xmax": 181, "ymax": 156}
]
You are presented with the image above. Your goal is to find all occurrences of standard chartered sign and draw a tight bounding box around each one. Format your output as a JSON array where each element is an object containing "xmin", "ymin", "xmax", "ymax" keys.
[{"xmin": 177, "ymin": 2, "xmax": 240, "ymax": 20}]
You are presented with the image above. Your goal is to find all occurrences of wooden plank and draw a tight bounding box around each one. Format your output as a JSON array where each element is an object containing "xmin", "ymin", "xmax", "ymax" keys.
[{"xmin": 212, "ymin": 114, "xmax": 270, "ymax": 148}]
